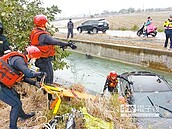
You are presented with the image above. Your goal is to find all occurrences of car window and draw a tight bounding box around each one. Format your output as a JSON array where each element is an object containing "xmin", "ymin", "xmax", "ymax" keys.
[
  {"xmin": 129, "ymin": 75, "xmax": 170, "ymax": 92},
  {"xmin": 90, "ymin": 20, "xmax": 98, "ymax": 24},
  {"xmin": 82, "ymin": 21, "xmax": 89, "ymax": 25},
  {"xmin": 82, "ymin": 20, "xmax": 95, "ymax": 25},
  {"xmin": 98, "ymin": 22, "xmax": 104, "ymax": 25}
]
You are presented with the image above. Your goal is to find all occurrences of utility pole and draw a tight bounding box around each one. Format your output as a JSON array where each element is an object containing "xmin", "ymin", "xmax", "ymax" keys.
[{"xmin": 142, "ymin": 1, "xmax": 145, "ymax": 12}]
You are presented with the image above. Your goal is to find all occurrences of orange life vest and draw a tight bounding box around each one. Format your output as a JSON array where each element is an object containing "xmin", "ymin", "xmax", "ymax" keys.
[
  {"xmin": 107, "ymin": 75, "xmax": 118, "ymax": 88},
  {"xmin": 0, "ymin": 52, "xmax": 28, "ymax": 88},
  {"xmin": 30, "ymin": 28, "xmax": 55, "ymax": 58}
]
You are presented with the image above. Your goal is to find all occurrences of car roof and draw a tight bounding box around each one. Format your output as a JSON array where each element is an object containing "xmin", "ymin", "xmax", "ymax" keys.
[
  {"xmin": 82, "ymin": 20, "xmax": 98, "ymax": 23},
  {"xmin": 87, "ymin": 18, "xmax": 105, "ymax": 21},
  {"xmin": 121, "ymin": 71, "xmax": 171, "ymax": 92},
  {"xmin": 83, "ymin": 18, "xmax": 107, "ymax": 22}
]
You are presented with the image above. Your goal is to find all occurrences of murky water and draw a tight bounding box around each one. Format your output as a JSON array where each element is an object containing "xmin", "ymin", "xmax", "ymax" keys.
[{"xmin": 54, "ymin": 52, "xmax": 172, "ymax": 93}]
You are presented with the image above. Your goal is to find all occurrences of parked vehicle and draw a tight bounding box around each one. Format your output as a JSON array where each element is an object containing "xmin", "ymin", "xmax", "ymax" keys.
[
  {"xmin": 137, "ymin": 23, "xmax": 157, "ymax": 37},
  {"xmin": 118, "ymin": 71, "xmax": 172, "ymax": 129},
  {"xmin": 77, "ymin": 19, "xmax": 109, "ymax": 34}
]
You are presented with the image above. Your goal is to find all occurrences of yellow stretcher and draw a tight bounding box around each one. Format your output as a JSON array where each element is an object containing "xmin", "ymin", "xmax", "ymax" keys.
[
  {"xmin": 41, "ymin": 83, "xmax": 96, "ymax": 99},
  {"xmin": 40, "ymin": 76, "xmax": 96, "ymax": 114}
]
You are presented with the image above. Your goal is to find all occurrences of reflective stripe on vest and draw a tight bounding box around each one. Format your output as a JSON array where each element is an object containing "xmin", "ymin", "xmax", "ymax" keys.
[
  {"xmin": 0, "ymin": 52, "xmax": 27, "ymax": 88},
  {"xmin": 164, "ymin": 19, "xmax": 172, "ymax": 29},
  {"xmin": 30, "ymin": 28, "xmax": 55, "ymax": 58}
]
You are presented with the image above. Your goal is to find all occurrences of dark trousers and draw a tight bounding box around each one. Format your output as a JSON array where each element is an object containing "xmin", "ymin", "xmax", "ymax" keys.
[
  {"xmin": 67, "ymin": 29, "xmax": 73, "ymax": 38},
  {"xmin": 103, "ymin": 85, "xmax": 118, "ymax": 94},
  {"xmin": 108, "ymin": 86, "xmax": 118, "ymax": 93},
  {"xmin": 0, "ymin": 85, "xmax": 28, "ymax": 129},
  {"xmin": 35, "ymin": 57, "xmax": 53, "ymax": 100},
  {"xmin": 164, "ymin": 29, "xmax": 172, "ymax": 48}
]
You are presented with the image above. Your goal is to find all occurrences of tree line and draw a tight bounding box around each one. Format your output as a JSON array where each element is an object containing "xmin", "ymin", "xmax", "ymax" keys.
[{"xmin": 94, "ymin": 7, "xmax": 172, "ymax": 16}]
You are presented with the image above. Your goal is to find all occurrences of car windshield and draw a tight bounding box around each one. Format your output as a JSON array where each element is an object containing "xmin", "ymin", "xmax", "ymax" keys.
[{"xmin": 129, "ymin": 75, "xmax": 170, "ymax": 92}]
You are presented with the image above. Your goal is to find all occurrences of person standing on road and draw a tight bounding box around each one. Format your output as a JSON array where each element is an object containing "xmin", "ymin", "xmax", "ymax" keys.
[
  {"xmin": 163, "ymin": 14, "xmax": 172, "ymax": 50},
  {"xmin": 102, "ymin": 71, "xmax": 132, "ymax": 96},
  {"xmin": 0, "ymin": 22, "xmax": 11, "ymax": 57},
  {"xmin": 0, "ymin": 46, "xmax": 47, "ymax": 129},
  {"xmin": 29, "ymin": 15, "xmax": 77, "ymax": 105},
  {"xmin": 67, "ymin": 18, "xmax": 74, "ymax": 39}
]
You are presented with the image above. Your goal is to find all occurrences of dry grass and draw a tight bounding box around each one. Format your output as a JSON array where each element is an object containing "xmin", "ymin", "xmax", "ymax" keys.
[
  {"xmin": 105, "ymin": 11, "xmax": 170, "ymax": 31},
  {"xmin": 85, "ymin": 95, "xmax": 138, "ymax": 129},
  {"xmin": 0, "ymin": 83, "xmax": 138, "ymax": 129},
  {"xmin": 0, "ymin": 83, "xmax": 48, "ymax": 129}
]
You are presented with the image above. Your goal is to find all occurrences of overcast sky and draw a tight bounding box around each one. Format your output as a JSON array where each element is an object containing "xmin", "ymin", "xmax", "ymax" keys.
[{"xmin": 42, "ymin": 0, "xmax": 172, "ymax": 17}]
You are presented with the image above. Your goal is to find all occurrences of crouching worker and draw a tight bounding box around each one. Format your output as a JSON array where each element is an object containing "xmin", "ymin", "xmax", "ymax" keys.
[
  {"xmin": 102, "ymin": 71, "xmax": 132, "ymax": 96},
  {"xmin": 0, "ymin": 46, "xmax": 47, "ymax": 129}
]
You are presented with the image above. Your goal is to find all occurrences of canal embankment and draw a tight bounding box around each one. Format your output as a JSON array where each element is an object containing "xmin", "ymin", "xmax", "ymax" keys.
[{"xmin": 57, "ymin": 37, "xmax": 172, "ymax": 73}]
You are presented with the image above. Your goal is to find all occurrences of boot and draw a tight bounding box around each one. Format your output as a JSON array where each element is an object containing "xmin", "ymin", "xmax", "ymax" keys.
[
  {"xmin": 25, "ymin": 112, "xmax": 35, "ymax": 119},
  {"xmin": 18, "ymin": 112, "xmax": 35, "ymax": 121}
]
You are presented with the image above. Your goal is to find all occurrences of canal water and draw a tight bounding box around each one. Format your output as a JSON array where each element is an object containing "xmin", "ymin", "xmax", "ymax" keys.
[{"xmin": 54, "ymin": 52, "xmax": 172, "ymax": 94}]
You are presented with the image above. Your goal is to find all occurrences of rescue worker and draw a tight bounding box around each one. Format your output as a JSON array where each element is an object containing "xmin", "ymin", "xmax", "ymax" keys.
[
  {"xmin": 0, "ymin": 22, "xmax": 11, "ymax": 56},
  {"xmin": 102, "ymin": 71, "xmax": 132, "ymax": 96},
  {"xmin": 0, "ymin": 46, "xmax": 47, "ymax": 129},
  {"xmin": 163, "ymin": 14, "xmax": 172, "ymax": 50},
  {"xmin": 67, "ymin": 18, "xmax": 74, "ymax": 39},
  {"xmin": 29, "ymin": 15, "xmax": 77, "ymax": 105}
]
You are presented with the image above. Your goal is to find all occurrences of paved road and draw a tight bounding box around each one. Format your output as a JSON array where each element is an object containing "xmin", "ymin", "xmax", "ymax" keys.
[{"xmin": 58, "ymin": 28, "xmax": 165, "ymax": 41}]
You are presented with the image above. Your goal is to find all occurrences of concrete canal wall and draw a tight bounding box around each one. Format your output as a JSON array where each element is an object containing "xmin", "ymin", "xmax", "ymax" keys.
[{"xmin": 59, "ymin": 38, "xmax": 172, "ymax": 72}]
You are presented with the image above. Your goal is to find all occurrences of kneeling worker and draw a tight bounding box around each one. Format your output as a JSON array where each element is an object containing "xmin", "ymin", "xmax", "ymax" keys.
[{"xmin": 0, "ymin": 46, "xmax": 46, "ymax": 129}]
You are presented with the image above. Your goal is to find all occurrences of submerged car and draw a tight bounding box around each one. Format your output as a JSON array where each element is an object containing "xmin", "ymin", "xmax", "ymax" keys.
[
  {"xmin": 76, "ymin": 19, "xmax": 109, "ymax": 34},
  {"xmin": 118, "ymin": 71, "xmax": 172, "ymax": 129}
]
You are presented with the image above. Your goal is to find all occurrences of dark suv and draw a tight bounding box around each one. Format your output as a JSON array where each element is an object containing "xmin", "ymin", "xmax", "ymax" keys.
[{"xmin": 77, "ymin": 19, "xmax": 109, "ymax": 34}]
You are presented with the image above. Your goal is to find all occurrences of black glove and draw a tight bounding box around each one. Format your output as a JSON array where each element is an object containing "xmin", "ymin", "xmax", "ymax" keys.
[
  {"xmin": 68, "ymin": 41, "xmax": 77, "ymax": 49},
  {"xmin": 60, "ymin": 45, "xmax": 67, "ymax": 51},
  {"xmin": 35, "ymin": 81, "xmax": 41, "ymax": 88},
  {"xmin": 41, "ymin": 72, "xmax": 47, "ymax": 77},
  {"xmin": 129, "ymin": 81, "xmax": 133, "ymax": 85}
]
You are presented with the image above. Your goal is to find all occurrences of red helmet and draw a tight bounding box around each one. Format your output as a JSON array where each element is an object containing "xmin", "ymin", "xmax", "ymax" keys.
[
  {"xmin": 110, "ymin": 71, "xmax": 117, "ymax": 78},
  {"xmin": 26, "ymin": 46, "xmax": 41, "ymax": 59},
  {"xmin": 34, "ymin": 15, "xmax": 48, "ymax": 27}
]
